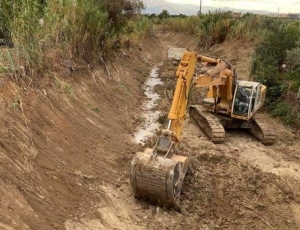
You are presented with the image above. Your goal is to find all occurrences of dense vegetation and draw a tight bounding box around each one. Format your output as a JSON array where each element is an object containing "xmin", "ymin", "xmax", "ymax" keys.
[
  {"xmin": 0, "ymin": 0, "xmax": 149, "ymax": 76},
  {"xmin": 152, "ymin": 11, "xmax": 273, "ymax": 47},
  {"xmin": 251, "ymin": 20, "xmax": 300, "ymax": 127}
]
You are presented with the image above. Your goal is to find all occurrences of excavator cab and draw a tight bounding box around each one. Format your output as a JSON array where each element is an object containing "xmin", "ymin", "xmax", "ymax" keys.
[{"xmin": 232, "ymin": 81, "xmax": 265, "ymax": 120}]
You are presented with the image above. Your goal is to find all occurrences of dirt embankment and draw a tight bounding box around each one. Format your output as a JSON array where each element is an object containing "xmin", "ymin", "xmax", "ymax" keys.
[
  {"xmin": 0, "ymin": 31, "xmax": 300, "ymax": 230},
  {"xmin": 0, "ymin": 37, "xmax": 165, "ymax": 229}
]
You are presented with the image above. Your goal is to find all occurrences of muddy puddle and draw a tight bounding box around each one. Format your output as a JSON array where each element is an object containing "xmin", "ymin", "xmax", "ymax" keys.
[{"xmin": 134, "ymin": 65, "xmax": 163, "ymax": 144}]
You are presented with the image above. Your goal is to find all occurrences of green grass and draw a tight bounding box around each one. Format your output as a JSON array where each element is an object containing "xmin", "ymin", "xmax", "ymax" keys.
[
  {"xmin": 87, "ymin": 104, "xmax": 100, "ymax": 113},
  {"xmin": 11, "ymin": 94, "xmax": 20, "ymax": 109},
  {"xmin": 52, "ymin": 75, "xmax": 75, "ymax": 98},
  {"xmin": 63, "ymin": 84, "xmax": 74, "ymax": 98}
]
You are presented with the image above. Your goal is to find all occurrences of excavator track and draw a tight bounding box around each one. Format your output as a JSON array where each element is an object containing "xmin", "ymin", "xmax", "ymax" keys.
[
  {"xmin": 250, "ymin": 115, "xmax": 276, "ymax": 145},
  {"xmin": 189, "ymin": 105, "xmax": 225, "ymax": 143},
  {"xmin": 130, "ymin": 148, "xmax": 190, "ymax": 209}
]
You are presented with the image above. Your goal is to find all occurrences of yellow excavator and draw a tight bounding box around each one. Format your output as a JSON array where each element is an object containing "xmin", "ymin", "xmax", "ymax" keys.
[{"xmin": 130, "ymin": 51, "xmax": 275, "ymax": 208}]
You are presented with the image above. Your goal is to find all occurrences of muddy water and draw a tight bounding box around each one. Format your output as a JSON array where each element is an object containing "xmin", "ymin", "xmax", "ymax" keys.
[{"xmin": 134, "ymin": 65, "xmax": 163, "ymax": 144}]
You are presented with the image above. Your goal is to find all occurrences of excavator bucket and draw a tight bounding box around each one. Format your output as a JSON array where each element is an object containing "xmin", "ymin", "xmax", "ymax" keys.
[{"xmin": 130, "ymin": 148, "xmax": 190, "ymax": 208}]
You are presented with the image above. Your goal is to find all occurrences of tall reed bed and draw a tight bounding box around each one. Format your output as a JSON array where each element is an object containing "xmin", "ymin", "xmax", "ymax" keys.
[
  {"xmin": 0, "ymin": 0, "xmax": 152, "ymax": 78},
  {"xmin": 158, "ymin": 11, "xmax": 277, "ymax": 47}
]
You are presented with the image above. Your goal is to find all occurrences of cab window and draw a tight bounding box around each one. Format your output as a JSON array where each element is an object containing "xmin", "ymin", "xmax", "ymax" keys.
[{"xmin": 233, "ymin": 86, "xmax": 251, "ymax": 116}]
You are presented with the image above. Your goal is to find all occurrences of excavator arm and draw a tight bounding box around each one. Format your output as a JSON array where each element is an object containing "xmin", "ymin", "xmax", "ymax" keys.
[
  {"xmin": 130, "ymin": 51, "xmax": 239, "ymax": 208},
  {"xmin": 130, "ymin": 51, "xmax": 197, "ymax": 208},
  {"xmin": 166, "ymin": 52, "xmax": 233, "ymax": 143},
  {"xmin": 130, "ymin": 50, "xmax": 243, "ymax": 209},
  {"xmin": 168, "ymin": 51, "xmax": 197, "ymax": 143}
]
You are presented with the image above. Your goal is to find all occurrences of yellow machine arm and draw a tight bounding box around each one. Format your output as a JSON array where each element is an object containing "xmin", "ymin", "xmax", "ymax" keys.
[{"xmin": 168, "ymin": 51, "xmax": 197, "ymax": 143}]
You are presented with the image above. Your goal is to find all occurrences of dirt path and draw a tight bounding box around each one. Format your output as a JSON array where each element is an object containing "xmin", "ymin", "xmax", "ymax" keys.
[{"xmin": 0, "ymin": 31, "xmax": 299, "ymax": 230}]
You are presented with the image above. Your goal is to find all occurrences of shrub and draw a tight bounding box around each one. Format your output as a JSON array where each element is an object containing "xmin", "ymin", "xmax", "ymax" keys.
[
  {"xmin": 251, "ymin": 20, "xmax": 300, "ymax": 127},
  {"xmin": 252, "ymin": 23, "xmax": 300, "ymax": 73},
  {"xmin": 269, "ymin": 102, "xmax": 300, "ymax": 127}
]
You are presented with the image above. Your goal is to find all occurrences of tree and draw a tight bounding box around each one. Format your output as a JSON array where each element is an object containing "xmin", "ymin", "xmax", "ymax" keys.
[
  {"xmin": 158, "ymin": 9, "xmax": 169, "ymax": 19},
  {"xmin": 123, "ymin": 0, "xmax": 145, "ymax": 16},
  {"xmin": 99, "ymin": 0, "xmax": 145, "ymax": 29}
]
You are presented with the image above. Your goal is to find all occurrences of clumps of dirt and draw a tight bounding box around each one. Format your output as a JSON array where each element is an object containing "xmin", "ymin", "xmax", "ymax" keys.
[
  {"xmin": 146, "ymin": 149, "xmax": 300, "ymax": 230},
  {"xmin": 181, "ymin": 150, "xmax": 300, "ymax": 229},
  {"xmin": 281, "ymin": 148, "xmax": 300, "ymax": 165},
  {"xmin": 283, "ymin": 149, "xmax": 300, "ymax": 163}
]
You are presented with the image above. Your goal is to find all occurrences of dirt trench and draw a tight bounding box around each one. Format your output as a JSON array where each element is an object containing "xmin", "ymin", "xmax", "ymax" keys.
[
  {"xmin": 0, "ymin": 36, "xmax": 166, "ymax": 230},
  {"xmin": 0, "ymin": 31, "xmax": 300, "ymax": 230}
]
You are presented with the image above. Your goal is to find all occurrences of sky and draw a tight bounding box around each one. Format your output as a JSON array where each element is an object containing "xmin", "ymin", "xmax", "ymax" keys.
[{"xmin": 166, "ymin": 0, "xmax": 300, "ymax": 13}]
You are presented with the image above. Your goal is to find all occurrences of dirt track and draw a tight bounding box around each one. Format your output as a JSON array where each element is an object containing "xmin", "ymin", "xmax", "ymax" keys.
[{"xmin": 0, "ymin": 32, "xmax": 300, "ymax": 230}]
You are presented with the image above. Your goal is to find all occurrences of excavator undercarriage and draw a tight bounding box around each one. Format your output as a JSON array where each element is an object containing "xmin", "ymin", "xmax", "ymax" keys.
[
  {"xmin": 189, "ymin": 105, "xmax": 225, "ymax": 143},
  {"xmin": 189, "ymin": 105, "xmax": 276, "ymax": 145}
]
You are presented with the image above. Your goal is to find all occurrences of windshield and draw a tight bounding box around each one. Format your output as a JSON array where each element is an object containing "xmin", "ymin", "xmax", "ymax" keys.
[{"xmin": 233, "ymin": 86, "xmax": 252, "ymax": 116}]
